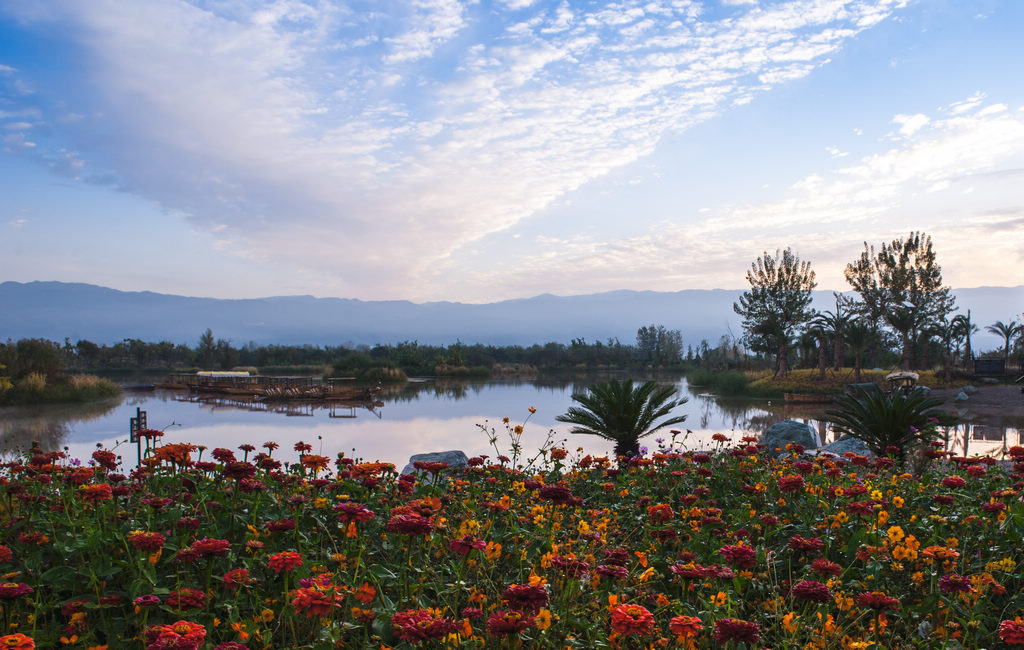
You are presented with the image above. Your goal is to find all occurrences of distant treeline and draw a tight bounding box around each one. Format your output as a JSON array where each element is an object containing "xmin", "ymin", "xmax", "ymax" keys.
[{"xmin": 3, "ymin": 325, "xmax": 752, "ymax": 381}]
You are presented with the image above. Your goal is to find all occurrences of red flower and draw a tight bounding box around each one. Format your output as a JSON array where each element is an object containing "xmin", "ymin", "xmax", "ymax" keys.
[
  {"xmin": 856, "ymin": 591, "xmax": 900, "ymax": 611},
  {"xmin": 719, "ymin": 543, "xmax": 757, "ymax": 569},
  {"xmin": 145, "ymin": 620, "xmax": 206, "ymax": 650},
  {"xmin": 610, "ymin": 604, "xmax": 655, "ymax": 637},
  {"xmin": 777, "ymin": 474, "xmax": 805, "ymax": 492},
  {"xmin": 810, "ymin": 559, "xmax": 842, "ymax": 577},
  {"xmin": 449, "ymin": 535, "xmax": 487, "ymax": 555},
  {"xmin": 333, "ymin": 503, "xmax": 375, "ymax": 523},
  {"xmin": 0, "ymin": 633, "xmax": 34, "ymax": 650},
  {"xmin": 291, "ymin": 587, "xmax": 343, "ymax": 618},
  {"xmin": 265, "ymin": 519, "xmax": 296, "ymax": 533},
  {"xmin": 714, "ymin": 618, "xmax": 761, "ymax": 644},
  {"xmin": 211, "ymin": 448, "xmax": 236, "ymax": 463},
  {"xmin": 0, "ymin": 546, "xmax": 13, "ymax": 564},
  {"xmin": 941, "ymin": 475, "xmax": 967, "ymax": 489},
  {"xmin": 788, "ymin": 534, "xmax": 825, "ymax": 555},
  {"xmin": 190, "ymin": 538, "xmax": 231, "ymax": 557},
  {"xmin": 79, "ymin": 483, "xmax": 113, "ymax": 503},
  {"xmin": 938, "ymin": 573, "xmax": 973, "ymax": 594},
  {"xmin": 999, "ymin": 618, "xmax": 1024, "ymax": 645},
  {"xmin": 267, "ymin": 551, "xmax": 303, "ymax": 574},
  {"xmin": 391, "ymin": 609, "xmax": 458, "ymax": 641},
  {"xmin": 669, "ymin": 615, "xmax": 703, "ymax": 638},
  {"xmin": 91, "ymin": 449, "xmax": 118, "ymax": 471},
  {"xmin": 501, "ymin": 583, "xmax": 549, "ymax": 612},
  {"xmin": 0, "ymin": 583, "xmax": 33, "ymax": 600},
  {"xmin": 646, "ymin": 503, "xmax": 675, "ymax": 523},
  {"xmin": 386, "ymin": 513, "xmax": 434, "ymax": 536},
  {"xmin": 486, "ymin": 610, "xmax": 535, "ymax": 636},
  {"xmin": 223, "ymin": 568, "xmax": 251, "ymax": 590},
  {"xmin": 792, "ymin": 579, "xmax": 832, "ymax": 603},
  {"xmin": 166, "ymin": 588, "xmax": 206, "ymax": 611}
]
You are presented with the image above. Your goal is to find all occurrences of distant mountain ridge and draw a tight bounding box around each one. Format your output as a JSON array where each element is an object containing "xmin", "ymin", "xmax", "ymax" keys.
[{"xmin": 1, "ymin": 281, "xmax": 1020, "ymax": 351}]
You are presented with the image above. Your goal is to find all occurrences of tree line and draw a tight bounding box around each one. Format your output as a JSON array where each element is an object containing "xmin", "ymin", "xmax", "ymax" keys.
[{"xmin": 734, "ymin": 231, "xmax": 1022, "ymax": 378}]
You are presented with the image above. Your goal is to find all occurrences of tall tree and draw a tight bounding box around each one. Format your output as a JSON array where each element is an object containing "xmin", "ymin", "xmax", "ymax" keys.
[
  {"xmin": 734, "ymin": 248, "xmax": 817, "ymax": 377},
  {"xmin": 844, "ymin": 232, "xmax": 955, "ymax": 370},
  {"xmin": 951, "ymin": 311, "xmax": 977, "ymax": 371},
  {"xmin": 812, "ymin": 292, "xmax": 850, "ymax": 370},
  {"xmin": 986, "ymin": 320, "xmax": 1020, "ymax": 370}
]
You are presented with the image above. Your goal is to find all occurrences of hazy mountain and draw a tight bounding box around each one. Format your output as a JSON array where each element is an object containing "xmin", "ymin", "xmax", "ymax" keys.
[{"xmin": 1, "ymin": 281, "xmax": 1020, "ymax": 351}]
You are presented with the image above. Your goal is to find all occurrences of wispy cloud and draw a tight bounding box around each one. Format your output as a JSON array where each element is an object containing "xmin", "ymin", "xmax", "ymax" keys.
[
  {"xmin": 470, "ymin": 98, "xmax": 1024, "ymax": 296},
  {"xmin": 1, "ymin": 0, "xmax": 912, "ymax": 298}
]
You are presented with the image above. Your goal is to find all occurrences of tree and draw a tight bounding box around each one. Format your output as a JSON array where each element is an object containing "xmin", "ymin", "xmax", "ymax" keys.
[
  {"xmin": 951, "ymin": 311, "xmax": 977, "ymax": 371},
  {"xmin": 635, "ymin": 325, "xmax": 683, "ymax": 365},
  {"xmin": 985, "ymin": 320, "xmax": 1020, "ymax": 370},
  {"xmin": 812, "ymin": 293, "xmax": 850, "ymax": 370},
  {"xmin": 844, "ymin": 320, "xmax": 874, "ymax": 383},
  {"xmin": 555, "ymin": 379, "xmax": 688, "ymax": 459},
  {"xmin": 845, "ymin": 232, "xmax": 955, "ymax": 370},
  {"xmin": 197, "ymin": 329, "xmax": 217, "ymax": 368},
  {"xmin": 733, "ymin": 248, "xmax": 817, "ymax": 377}
]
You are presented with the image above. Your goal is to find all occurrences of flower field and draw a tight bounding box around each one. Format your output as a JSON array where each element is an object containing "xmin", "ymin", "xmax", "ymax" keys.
[{"xmin": 1, "ymin": 416, "xmax": 1024, "ymax": 649}]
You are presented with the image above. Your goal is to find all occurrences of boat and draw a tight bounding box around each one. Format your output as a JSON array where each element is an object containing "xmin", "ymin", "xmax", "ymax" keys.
[{"xmin": 157, "ymin": 372, "xmax": 379, "ymax": 403}]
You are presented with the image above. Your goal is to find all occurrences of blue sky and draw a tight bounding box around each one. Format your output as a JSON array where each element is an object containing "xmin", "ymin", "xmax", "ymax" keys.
[{"xmin": 1, "ymin": 0, "xmax": 1023, "ymax": 303}]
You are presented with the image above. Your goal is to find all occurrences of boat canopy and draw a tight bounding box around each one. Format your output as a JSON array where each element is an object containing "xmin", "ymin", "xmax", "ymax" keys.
[{"xmin": 196, "ymin": 371, "xmax": 252, "ymax": 377}]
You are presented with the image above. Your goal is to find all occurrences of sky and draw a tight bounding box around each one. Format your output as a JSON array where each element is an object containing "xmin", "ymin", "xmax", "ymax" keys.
[{"xmin": 1, "ymin": 0, "xmax": 1023, "ymax": 304}]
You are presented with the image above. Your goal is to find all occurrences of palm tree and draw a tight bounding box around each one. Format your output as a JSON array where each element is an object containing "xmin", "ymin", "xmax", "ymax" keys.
[
  {"xmin": 556, "ymin": 379, "xmax": 688, "ymax": 460},
  {"xmin": 812, "ymin": 292, "xmax": 850, "ymax": 370},
  {"xmin": 951, "ymin": 311, "xmax": 977, "ymax": 372},
  {"xmin": 985, "ymin": 320, "xmax": 1020, "ymax": 370},
  {"xmin": 844, "ymin": 320, "xmax": 873, "ymax": 383}
]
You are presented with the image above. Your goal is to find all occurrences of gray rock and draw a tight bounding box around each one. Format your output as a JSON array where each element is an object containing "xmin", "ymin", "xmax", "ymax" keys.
[
  {"xmin": 818, "ymin": 437, "xmax": 874, "ymax": 458},
  {"xmin": 760, "ymin": 419, "xmax": 819, "ymax": 453},
  {"xmin": 401, "ymin": 450, "xmax": 469, "ymax": 476},
  {"xmin": 954, "ymin": 391, "xmax": 968, "ymax": 401},
  {"xmin": 962, "ymin": 384, "xmax": 979, "ymax": 394}
]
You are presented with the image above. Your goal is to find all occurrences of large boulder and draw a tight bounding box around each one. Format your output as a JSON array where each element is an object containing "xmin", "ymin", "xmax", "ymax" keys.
[
  {"xmin": 760, "ymin": 420, "xmax": 819, "ymax": 454},
  {"xmin": 818, "ymin": 437, "xmax": 874, "ymax": 458},
  {"xmin": 401, "ymin": 450, "xmax": 469, "ymax": 476}
]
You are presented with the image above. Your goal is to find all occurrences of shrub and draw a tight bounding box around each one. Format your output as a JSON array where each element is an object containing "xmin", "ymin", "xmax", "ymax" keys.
[{"xmin": 825, "ymin": 385, "xmax": 947, "ymax": 464}]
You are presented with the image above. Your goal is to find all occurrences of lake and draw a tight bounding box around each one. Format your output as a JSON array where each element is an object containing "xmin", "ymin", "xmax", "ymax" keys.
[{"xmin": 0, "ymin": 377, "xmax": 1019, "ymax": 469}]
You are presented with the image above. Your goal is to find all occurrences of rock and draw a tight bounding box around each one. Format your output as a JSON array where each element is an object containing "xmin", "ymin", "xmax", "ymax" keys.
[
  {"xmin": 401, "ymin": 450, "xmax": 469, "ymax": 476},
  {"xmin": 818, "ymin": 437, "xmax": 874, "ymax": 458},
  {"xmin": 760, "ymin": 419, "xmax": 819, "ymax": 454},
  {"xmin": 962, "ymin": 385, "xmax": 979, "ymax": 395},
  {"xmin": 954, "ymin": 391, "xmax": 968, "ymax": 402}
]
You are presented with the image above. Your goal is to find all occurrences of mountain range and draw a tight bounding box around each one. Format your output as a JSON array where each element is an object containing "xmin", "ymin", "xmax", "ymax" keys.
[{"xmin": 2, "ymin": 281, "xmax": 1020, "ymax": 351}]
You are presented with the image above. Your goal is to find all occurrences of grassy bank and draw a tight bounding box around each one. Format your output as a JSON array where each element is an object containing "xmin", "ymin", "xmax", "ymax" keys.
[
  {"xmin": 0, "ymin": 373, "xmax": 121, "ymax": 406},
  {"xmin": 687, "ymin": 368, "xmax": 970, "ymax": 398}
]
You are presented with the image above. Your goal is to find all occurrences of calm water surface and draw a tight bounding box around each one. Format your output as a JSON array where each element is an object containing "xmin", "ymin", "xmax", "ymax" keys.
[{"xmin": 0, "ymin": 378, "xmax": 1018, "ymax": 469}]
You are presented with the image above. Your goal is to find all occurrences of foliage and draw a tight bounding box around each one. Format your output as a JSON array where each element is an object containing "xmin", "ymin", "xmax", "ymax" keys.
[
  {"xmin": 555, "ymin": 379, "xmax": 688, "ymax": 458},
  {"xmin": 844, "ymin": 232, "xmax": 956, "ymax": 370},
  {"xmin": 986, "ymin": 319, "xmax": 1021, "ymax": 366},
  {"xmin": 826, "ymin": 385, "xmax": 948, "ymax": 463},
  {"xmin": 2, "ymin": 422, "xmax": 1024, "ymax": 648},
  {"xmin": 635, "ymin": 325, "xmax": 683, "ymax": 365},
  {"xmin": 733, "ymin": 248, "xmax": 817, "ymax": 377}
]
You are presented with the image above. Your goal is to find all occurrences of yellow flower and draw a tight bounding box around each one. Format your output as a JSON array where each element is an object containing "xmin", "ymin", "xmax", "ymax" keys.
[
  {"xmin": 892, "ymin": 496, "xmax": 905, "ymax": 508},
  {"xmin": 877, "ymin": 510, "xmax": 889, "ymax": 526},
  {"xmin": 887, "ymin": 525, "xmax": 905, "ymax": 543},
  {"xmin": 260, "ymin": 608, "xmax": 274, "ymax": 623},
  {"xmin": 711, "ymin": 591, "xmax": 728, "ymax": 606},
  {"xmin": 535, "ymin": 609, "xmax": 552, "ymax": 630}
]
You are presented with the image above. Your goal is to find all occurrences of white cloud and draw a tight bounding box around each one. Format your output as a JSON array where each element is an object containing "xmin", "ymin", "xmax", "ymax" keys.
[
  {"xmin": 892, "ymin": 112, "xmax": 929, "ymax": 136},
  {"xmin": 0, "ymin": 0, "xmax": 912, "ymax": 299},
  {"xmin": 457, "ymin": 98, "xmax": 1024, "ymax": 296}
]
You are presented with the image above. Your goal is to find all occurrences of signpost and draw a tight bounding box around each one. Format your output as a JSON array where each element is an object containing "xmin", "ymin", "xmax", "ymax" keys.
[{"xmin": 130, "ymin": 407, "xmax": 147, "ymax": 468}]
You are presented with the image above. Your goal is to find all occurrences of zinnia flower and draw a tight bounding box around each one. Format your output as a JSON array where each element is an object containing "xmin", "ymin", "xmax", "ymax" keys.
[
  {"xmin": 669, "ymin": 615, "xmax": 703, "ymax": 638},
  {"xmin": 0, "ymin": 583, "xmax": 33, "ymax": 600},
  {"xmin": 856, "ymin": 591, "xmax": 900, "ymax": 611},
  {"xmin": 145, "ymin": 620, "xmax": 206, "ymax": 650},
  {"xmin": 0, "ymin": 633, "xmax": 34, "ymax": 650},
  {"xmin": 486, "ymin": 610, "xmax": 535, "ymax": 636},
  {"xmin": 714, "ymin": 618, "xmax": 761, "ymax": 644},
  {"xmin": 165, "ymin": 588, "xmax": 206, "ymax": 611},
  {"xmin": 502, "ymin": 583, "xmax": 549, "ymax": 612},
  {"xmin": 267, "ymin": 551, "xmax": 303, "ymax": 574},
  {"xmin": 291, "ymin": 587, "xmax": 343, "ymax": 618},
  {"xmin": 190, "ymin": 538, "xmax": 231, "ymax": 557},
  {"xmin": 720, "ymin": 543, "xmax": 758, "ymax": 569},
  {"xmin": 792, "ymin": 579, "xmax": 832, "ymax": 603},
  {"xmin": 999, "ymin": 618, "xmax": 1024, "ymax": 645},
  {"xmin": 610, "ymin": 604, "xmax": 655, "ymax": 637},
  {"xmin": 391, "ymin": 608, "xmax": 458, "ymax": 641},
  {"xmin": 938, "ymin": 573, "xmax": 973, "ymax": 594}
]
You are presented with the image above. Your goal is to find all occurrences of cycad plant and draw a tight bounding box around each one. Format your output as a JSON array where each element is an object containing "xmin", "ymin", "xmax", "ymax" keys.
[
  {"xmin": 556, "ymin": 379, "xmax": 688, "ymax": 460},
  {"xmin": 825, "ymin": 385, "xmax": 946, "ymax": 465}
]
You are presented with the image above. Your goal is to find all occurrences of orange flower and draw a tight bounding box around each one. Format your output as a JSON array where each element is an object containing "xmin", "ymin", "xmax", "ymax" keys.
[
  {"xmin": 354, "ymin": 582, "xmax": 376, "ymax": 604},
  {"xmin": 267, "ymin": 551, "xmax": 303, "ymax": 574},
  {"xmin": 0, "ymin": 633, "xmax": 34, "ymax": 650}
]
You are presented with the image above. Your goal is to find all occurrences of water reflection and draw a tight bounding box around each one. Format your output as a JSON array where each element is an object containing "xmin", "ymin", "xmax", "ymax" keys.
[{"xmin": 0, "ymin": 377, "xmax": 1020, "ymax": 470}]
